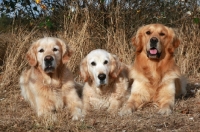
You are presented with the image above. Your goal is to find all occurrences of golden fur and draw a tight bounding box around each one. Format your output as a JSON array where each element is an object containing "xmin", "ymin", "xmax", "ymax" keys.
[
  {"xmin": 20, "ymin": 37, "xmax": 83, "ymax": 120},
  {"xmin": 119, "ymin": 24, "xmax": 186, "ymax": 116},
  {"xmin": 80, "ymin": 49, "xmax": 131, "ymax": 115}
]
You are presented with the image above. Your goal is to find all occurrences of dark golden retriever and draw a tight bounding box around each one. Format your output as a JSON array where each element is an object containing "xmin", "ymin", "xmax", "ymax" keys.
[{"xmin": 119, "ymin": 24, "xmax": 186, "ymax": 116}]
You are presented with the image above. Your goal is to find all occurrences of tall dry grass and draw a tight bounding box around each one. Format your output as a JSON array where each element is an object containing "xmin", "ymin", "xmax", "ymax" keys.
[
  {"xmin": 0, "ymin": 28, "xmax": 39, "ymax": 92},
  {"xmin": 175, "ymin": 24, "xmax": 200, "ymax": 78},
  {"xmin": 0, "ymin": 3, "xmax": 199, "ymax": 91}
]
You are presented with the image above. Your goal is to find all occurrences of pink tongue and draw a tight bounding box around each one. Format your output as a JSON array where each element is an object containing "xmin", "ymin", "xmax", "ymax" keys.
[{"xmin": 150, "ymin": 49, "xmax": 157, "ymax": 54}]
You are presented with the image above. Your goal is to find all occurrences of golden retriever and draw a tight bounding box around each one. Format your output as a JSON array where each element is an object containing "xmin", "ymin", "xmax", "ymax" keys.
[
  {"xmin": 119, "ymin": 24, "xmax": 186, "ymax": 116},
  {"xmin": 20, "ymin": 37, "xmax": 83, "ymax": 120},
  {"xmin": 80, "ymin": 49, "xmax": 131, "ymax": 115}
]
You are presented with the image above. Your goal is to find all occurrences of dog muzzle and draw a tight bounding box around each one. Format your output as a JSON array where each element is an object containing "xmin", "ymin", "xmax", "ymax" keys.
[
  {"xmin": 97, "ymin": 73, "xmax": 107, "ymax": 87},
  {"xmin": 147, "ymin": 37, "xmax": 161, "ymax": 59},
  {"xmin": 44, "ymin": 55, "xmax": 55, "ymax": 73}
]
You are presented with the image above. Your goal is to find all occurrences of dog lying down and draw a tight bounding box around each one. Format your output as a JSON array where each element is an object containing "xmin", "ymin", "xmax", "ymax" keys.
[
  {"xmin": 20, "ymin": 37, "xmax": 83, "ymax": 120},
  {"xmin": 119, "ymin": 24, "xmax": 187, "ymax": 116},
  {"xmin": 80, "ymin": 49, "xmax": 132, "ymax": 115}
]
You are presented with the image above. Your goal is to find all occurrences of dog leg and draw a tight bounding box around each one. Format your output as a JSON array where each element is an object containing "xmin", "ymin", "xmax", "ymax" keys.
[
  {"xmin": 36, "ymin": 97, "xmax": 56, "ymax": 116},
  {"xmin": 64, "ymin": 89, "xmax": 83, "ymax": 120},
  {"xmin": 155, "ymin": 82, "xmax": 175, "ymax": 115},
  {"xmin": 107, "ymin": 97, "xmax": 121, "ymax": 114},
  {"xmin": 119, "ymin": 94, "xmax": 144, "ymax": 116},
  {"xmin": 119, "ymin": 81, "xmax": 150, "ymax": 116},
  {"xmin": 82, "ymin": 99, "xmax": 90, "ymax": 117}
]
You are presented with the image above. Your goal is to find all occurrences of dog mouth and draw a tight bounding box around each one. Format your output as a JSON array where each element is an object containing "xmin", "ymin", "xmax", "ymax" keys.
[
  {"xmin": 44, "ymin": 55, "xmax": 55, "ymax": 73},
  {"xmin": 97, "ymin": 81, "xmax": 107, "ymax": 89},
  {"xmin": 147, "ymin": 48, "xmax": 161, "ymax": 59},
  {"xmin": 44, "ymin": 65, "xmax": 55, "ymax": 73},
  {"xmin": 99, "ymin": 80, "xmax": 107, "ymax": 86}
]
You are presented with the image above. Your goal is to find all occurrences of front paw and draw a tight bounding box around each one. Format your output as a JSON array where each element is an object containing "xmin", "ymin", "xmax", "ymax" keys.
[
  {"xmin": 158, "ymin": 107, "xmax": 172, "ymax": 115},
  {"xmin": 119, "ymin": 107, "xmax": 132, "ymax": 116},
  {"xmin": 37, "ymin": 105, "xmax": 56, "ymax": 117},
  {"xmin": 107, "ymin": 106, "xmax": 118, "ymax": 114},
  {"xmin": 71, "ymin": 108, "xmax": 84, "ymax": 121}
]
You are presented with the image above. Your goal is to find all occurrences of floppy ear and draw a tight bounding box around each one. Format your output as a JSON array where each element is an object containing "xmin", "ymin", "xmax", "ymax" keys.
[
  {"xmin": 57, "ymin": 39, "xmax": 73, "ymax": 64},
  {"xmin": 109, "ymin": 54, "xmax": 122, "ymax": 78},
  {"xmin": 132, "ymin": 34, "xmax": 143, "ymax": 52},
  {"xmin": 173, "ymin": 36, "xmax": 180, "ymax": 48},
  {"xmin": 26, "ymin": 44, "xmax": 37, "ymax": 66},
  {"xmin": 80, "ymin": 57, "xmax": 90, "ymax": 82},
  {"xmin": 168, "ymin": 28, "xmax": 180, "ymax": 49}
]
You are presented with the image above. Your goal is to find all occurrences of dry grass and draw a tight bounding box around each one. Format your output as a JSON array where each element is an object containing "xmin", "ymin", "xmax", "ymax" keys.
[
  {"xmin": 0, "ymin": 28, "xmax": 39, "ymax": 91},
  {"xmin": 0, "ymin": 2, "xmax": 200, "ymax": 131},
  {"xmin": 0, "ymin": 33, "xmax": 11, "ymax": 69},
  {"xmin": 175, "ymin": 24, "xmax": 200, "ymax": 78}
]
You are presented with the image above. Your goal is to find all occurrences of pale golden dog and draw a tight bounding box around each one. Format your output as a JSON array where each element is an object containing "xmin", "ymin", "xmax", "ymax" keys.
[
  {"xmin": 80, "ymin": 49, "xmax": 131, "ymax": 115},
  {"xmin": 20, "ymin": 37, "xmax": 83, "ymax": 120},
  {"xmin": 119, "ymin": 24, "xmax": 186, "ymax": 116}
]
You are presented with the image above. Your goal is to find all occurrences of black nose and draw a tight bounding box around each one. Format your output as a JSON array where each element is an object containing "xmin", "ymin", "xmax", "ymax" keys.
[
  {"xmin": 98, "ymin": 74, "xmax": 106, "ymax": 81},
  {"xmin": 44, "ymin": 55, "xmax": 54, "ymax": 65},
  {"xmin": 150, "ymin": 37, "xmax": 158, "ymax": 47}
]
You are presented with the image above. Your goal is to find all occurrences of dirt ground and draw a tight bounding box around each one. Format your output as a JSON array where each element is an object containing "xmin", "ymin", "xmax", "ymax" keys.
[{"xmin": 0, "ymin": 78, "xmax": 199, "ymax": 132}]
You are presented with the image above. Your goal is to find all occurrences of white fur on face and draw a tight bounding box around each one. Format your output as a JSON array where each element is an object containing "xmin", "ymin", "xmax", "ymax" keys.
[
  {"xmin": 36, "ymin": 38, "xmax": 61, "ymax": 73},
  {"xmin": 86, "ymin": 49, "xmax": 111, "ymax": 87}
]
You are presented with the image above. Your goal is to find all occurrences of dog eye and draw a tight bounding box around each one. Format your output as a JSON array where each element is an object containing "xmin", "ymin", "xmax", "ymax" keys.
[
  {"xmin": 146, "ymin": 31, "xmax": 151, "ymax": 35},
  {"xmin": 38, "ymin": 49, "xmax": 44, "ymax": 53},
  {"xmin": 159, "ymin": 32, "xmax": 165, "ymax": 36},
  {"xmin": 91, "ymin": 62, "xmax": 96, "ymax": 66},
  {"xmin": 53, "ymin": 48, "xmax": 58, "ymax": 52},
  {"xmin": 104, "ymin": 60, "xmax": 108, "ymax": 65}
]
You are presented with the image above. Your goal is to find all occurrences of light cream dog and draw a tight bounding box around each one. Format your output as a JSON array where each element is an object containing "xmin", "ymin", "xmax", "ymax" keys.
[
  {"xmin": 20, "ymin": 37, "xmax": 83, "ymax": 120},
  {"xmin": 80, "ymin": 49, "xmax": 131, "ymax": 115}
]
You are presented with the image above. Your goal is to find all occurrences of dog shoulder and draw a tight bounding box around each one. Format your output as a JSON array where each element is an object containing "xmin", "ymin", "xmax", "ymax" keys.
[
  {"xmin": 20, "ymin": 68, "xmax": 34, "ymax": 85},
  {"xmin": 83, "ymin": 82, "xmax": 95, "ymax": 95}
]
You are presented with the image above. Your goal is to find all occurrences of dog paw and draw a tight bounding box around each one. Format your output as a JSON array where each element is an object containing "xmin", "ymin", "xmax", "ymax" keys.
[
  {"xmin": 72, "ymin": 114, "xmax": 85, "ymax": 121},
  {"xmin": 107, "ymin": 107, "xmax": 118, "ymax": 114},
  {"xmin": 118, "ymin": 107, "xmax": 132, "ymax": 116},
  {"xmin": 158, "ymin": 108, "xmax": 172, "ymax": 115},
  {"xmin": 72, "ymin": 115, "xmax": 79, "ymax": 121},
  {"xmin": 71, "ymin": 108, "xmax": 84, "ymax": 121}
]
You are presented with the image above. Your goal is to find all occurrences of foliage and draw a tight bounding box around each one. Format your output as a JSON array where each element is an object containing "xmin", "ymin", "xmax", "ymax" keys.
[
  {"xmin": 0, "ymin": 0, "xmax": 199, "ymax": 32},
  {"xmin": 0, "ymin": 13, "xmax": 12, "ymax": 32}
]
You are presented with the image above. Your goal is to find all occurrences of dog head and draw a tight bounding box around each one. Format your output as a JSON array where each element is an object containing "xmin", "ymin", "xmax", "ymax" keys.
[
  {"xmin": 132, "ymin": 24, "xmax": 180, "ymax": 59},
  {"xmin": 80, "ymin": 49, "xmax": 121, "ymax": 88},
  {"xmin": 26, "ymin": 37, "xmax": 72, "ymax": 73}
]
